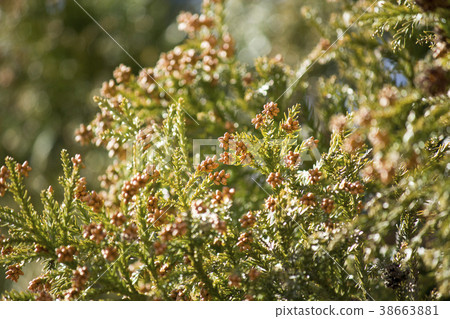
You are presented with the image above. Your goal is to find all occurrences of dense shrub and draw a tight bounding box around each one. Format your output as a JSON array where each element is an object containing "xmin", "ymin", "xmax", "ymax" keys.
[
  {"xmin": 0, "ymin": 0, "xmax": 197, "ymax": 199},
  {"xmin": 0, "ymin": 0, "xmax": 449, "ymax": 300}
]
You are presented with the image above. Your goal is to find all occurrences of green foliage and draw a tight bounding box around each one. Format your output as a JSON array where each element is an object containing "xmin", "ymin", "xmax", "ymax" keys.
[
  {"xmin": 0, "ymin": 0, "xmax": 197, "ymax": 201},
  {"xmin": 0, "ymin": 0, "xmax": 449, "ymax": 301}
]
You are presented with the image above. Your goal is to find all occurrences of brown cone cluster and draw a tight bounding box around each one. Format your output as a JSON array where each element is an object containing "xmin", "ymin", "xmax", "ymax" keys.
[
  {"xmin": 36, "ymin": 291, "xmax": 53, "ymax": 301},
  {"xmin": 251, "ymin": 114, "xmax": 265, "ymax": 129},
  {"xmin": 218, "ymin": 132, "xmax": 234, "ymax": 150},
  {"xmin": 237, "ymin": 231, "xmax": 253, "ymax": 251},
  {"xmin": 266, "ymin": 172, "xmax": 282, "ymax": 188},
  {"xmin": 102, "ymin": 246, "xmax": 119, "ymax": 262},
  {"xmin": 308, "ymin": 168, "xmax": 322, "ymax": 184},
  {"xmin": 211, "ymin": 187, "xmax": 235, "ymax": 205},
  {"xmin": 281, "ymin": 117, "xmax": 300, "ymax": 133},
  {"xmin": 56, "ymin": 245, "xmax": 77, "ymax": 263},
  {"xmin": 219, "ymin": 151, "xmax": 233, "ymax": 165},
  {"xmin": 265, "ymin": 197, "xmax": 277, "ymax": 212},
  {"xmin": 28, "ymin": 276, "xmax": 51, "ymax": 293},
  {"xmin": 100, "ymin": 79, "xmax": 117, "ymax": 98},
  {"xmin": 228, "ymin": 274, "xmax": 241, "ymax": 288},
  {"xmin": 147, "ymin": 208, "xmax": 168, "ymax": 227},
  {"xmin": 121, "ymin": 167, "xmax": 160, "ymax": 204},
  {"xmin": 285, "ymin": 151, "xmax": 301, "ymax": 167},
  {"xmin": 147, "ymin": 195, "xmax": 169, "ymax": 226},
  {"xmin": 16, "ymin": 161, "xmax": 32, "ymax": 177},
  {"xmin": 197, "ymin": 156, "xmax": 219, "ymax": 173},
  {"xmin": 75, "ymin": 177, "xmax": 104, "ymax": 213},
  {"xmin": 34, "ymin": 244, "xmax": 48, "ymax": 254},
  {"xmin": 110, "ymin": 211, "xmax": 126, "ymax": 227},
  {"xmin": 1, "ymin": 245, "xmax": 13, "ymax": 256},
  {"xmin": 6, "ymin": 264, "xmax": 24, "ymax": 282},
  {"xmin": 113, "ymin": 64, "xmax": 132, "ymax": 84},
  {"xmin": 83, "ymin": 223, "xmax": 106, "ymax": 244},
  {"xmin": 169, "ymin": 288, "xmax": 190, "ymax": 301},
  {"xmin": 239, "ymin": 211, "xmax": 257, "ymax": 228},
  {"xmin": 209, "ymin": 169, "xmax": 230, "ymax": 185},
  {"xmin": 72, "ymin": 266, "xmax": 89, "ymax": 290},
  {"xmin": 300, "ymin": 192, "xmax": 316, "ymax": 206},
  {"xmin": 71, "ymin": 154, "xmax": 83, "ymax": 168},
  {"xmin": 339, "ymin": 180, "xmax": 364, "ymax": 195},
  {"xmin": 262, "ymin": 102, "xmax": 280, "ymax": 118},
  {"xmin": 321, "ymin": 198, "xmax": 334, "ymax": 214},
  {"xmin": 177, "ymin": 12, "xmax": 214, "ymax": 35},
  {"xmin": 64, "ymin": 266, "xmax": 89, "ymax": 300},
  {"xmin": 159, "ymin": 218, "xmax": 188, "ymax": 242}
]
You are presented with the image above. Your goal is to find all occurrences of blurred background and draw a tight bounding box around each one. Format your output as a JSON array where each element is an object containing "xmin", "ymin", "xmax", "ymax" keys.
[{"xmin": 0, "ymin": 0, "xmax": 331, "ymax": 293}]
